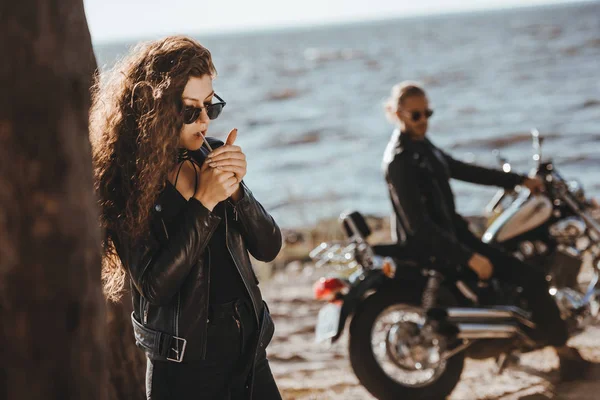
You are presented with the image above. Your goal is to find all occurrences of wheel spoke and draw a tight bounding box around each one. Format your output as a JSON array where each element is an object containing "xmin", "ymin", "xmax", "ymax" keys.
[{"xmin": 370, "ymin": 304, "xmax": 447, "ymax": 387}]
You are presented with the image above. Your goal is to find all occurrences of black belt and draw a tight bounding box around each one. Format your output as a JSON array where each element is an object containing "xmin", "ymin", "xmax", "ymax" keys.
[{"xmin": 130, "ymin": 312, "xmax": 187, "ymax": 363}]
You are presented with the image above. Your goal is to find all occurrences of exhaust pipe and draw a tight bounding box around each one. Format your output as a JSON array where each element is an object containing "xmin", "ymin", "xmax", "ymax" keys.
[
  {"xmin": 431, "ymin": 307, "xmax": 537, "ymax": 361},
  {"xmin": 456, "ymin": 323, "xmax": 525, "ymax": 339},
  {"xmin": 426, "ymin": 306, "xmax": 537, "ymax": 347},
  {"xmin": 444, "ymin": 307, "xmax": 536, "ymax": 329},
  {"xmin": 439, "ymin": 322, "xmax": 535, "ymax": 362},
  {"xmin": 455, "ymin": 323, "xmax": 536, "ymax": 347}
]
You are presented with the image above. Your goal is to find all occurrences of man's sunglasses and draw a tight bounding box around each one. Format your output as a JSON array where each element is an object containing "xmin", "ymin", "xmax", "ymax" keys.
[
  {"xmin": 182, "ymin": 93, "xmax": 226, "ymax": 124},
  {"xmin": 402, "ymin": 108, "xmax": 434, "ymax": 122}
]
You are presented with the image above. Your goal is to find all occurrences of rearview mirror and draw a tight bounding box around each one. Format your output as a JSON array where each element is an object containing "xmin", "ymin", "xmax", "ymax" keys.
[
  {"xmin": 531, "ymin": 128, "xmax": 544, "ymax": 167},
  {"xmin": 340, "ymin": 211, "xmax": 372, "ymax": 239}
]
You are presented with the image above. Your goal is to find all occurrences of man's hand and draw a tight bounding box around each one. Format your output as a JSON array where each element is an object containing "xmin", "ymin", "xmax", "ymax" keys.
[
  {"xmin": 468, "ymin": 253, "xmax": 494, "ymax": 280},
  {"xmin": 522, "ymin": 177, "xmax": 545, "ymax": 194}
]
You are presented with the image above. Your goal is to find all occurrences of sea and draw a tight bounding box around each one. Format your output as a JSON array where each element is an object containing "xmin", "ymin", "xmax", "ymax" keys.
[{"xmin": 93, "ymin": 1, "xmax": 600, "ymax": 228}]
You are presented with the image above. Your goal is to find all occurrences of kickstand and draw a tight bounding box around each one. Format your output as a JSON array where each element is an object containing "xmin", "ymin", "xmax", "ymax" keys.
[{"xmin": 496, "ymin": 352, "xmax": 520, "ymax": 374}]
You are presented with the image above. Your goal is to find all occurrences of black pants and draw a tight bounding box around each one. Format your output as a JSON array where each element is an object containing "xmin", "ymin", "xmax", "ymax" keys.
[
  {"xmin": 146, "ymin": 299, "xmax": 282, "ymax": 400},
  {"xmin": 460, "ymin": 231, "xmax": 568, "ymax": 347}
]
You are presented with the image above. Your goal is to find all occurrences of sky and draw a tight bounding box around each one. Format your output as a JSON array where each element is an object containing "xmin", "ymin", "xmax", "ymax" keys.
[{"xmin": 83, "ymin": 0, "xmax": 580, "ymax": 43}]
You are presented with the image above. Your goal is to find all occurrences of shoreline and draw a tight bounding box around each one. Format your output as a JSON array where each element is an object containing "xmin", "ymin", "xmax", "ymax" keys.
[{"xmin": 270, "ymin": 213, "xmax": 489, "ymax": 272}]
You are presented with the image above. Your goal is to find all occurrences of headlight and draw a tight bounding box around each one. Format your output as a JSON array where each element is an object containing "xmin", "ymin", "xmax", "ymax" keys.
[
  {"xmin": 382, "ymin": 258, "xmax": 397, "ymax": 279},
  {"xmin": 549, "ymin": 217, "xmax": 587, "ymax": 242},
  {"xmin": 372, "ymin": 255, "xmax": 397, "ymax": 278},
  {"xmin": 568, "ymin": 180, "xmax": 586, "ymax": 201}
]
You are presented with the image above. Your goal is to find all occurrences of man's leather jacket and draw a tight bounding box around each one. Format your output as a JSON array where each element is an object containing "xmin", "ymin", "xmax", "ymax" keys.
[{"xmin": 383, "ymin": 129, "xmax": 525, "ymax": 267}]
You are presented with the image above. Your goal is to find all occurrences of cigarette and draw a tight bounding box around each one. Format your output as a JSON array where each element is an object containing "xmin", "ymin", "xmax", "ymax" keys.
[{"xmin": 202, "ymin": 134, "xmax": 213, "ymax": 152}]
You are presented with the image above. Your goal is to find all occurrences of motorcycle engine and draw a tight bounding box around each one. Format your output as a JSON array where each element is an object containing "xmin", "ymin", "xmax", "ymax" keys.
[
  {"xmin": 515, "ymin": 240, "xmax": 582, "ymax": 289},
  {"xmin": 554, "ymin": 287, "xmax": 596, "ymax": 334},
  {"xmin": 548, "ymin": 246, "xmax": 582, "ymax": 288},
  {"xmin": 554, "ymin": 288, "xmax": 584, "ymax": 315}
]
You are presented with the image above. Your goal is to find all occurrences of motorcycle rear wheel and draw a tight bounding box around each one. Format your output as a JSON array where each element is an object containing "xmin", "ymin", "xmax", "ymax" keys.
[{"xmin": 349, "ymin": 287, "xmax": 464, "ymax": 400}]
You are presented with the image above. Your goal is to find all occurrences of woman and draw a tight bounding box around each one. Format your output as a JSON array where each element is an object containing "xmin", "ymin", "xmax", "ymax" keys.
[{"xmin": 91, "ymin": 36, "xmax": 283, "ymax": 399}]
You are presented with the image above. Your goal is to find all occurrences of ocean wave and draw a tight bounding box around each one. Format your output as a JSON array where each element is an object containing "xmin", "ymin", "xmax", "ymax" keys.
[
  {"xmin": 276, "ymin": 160, "xmax": 319, "ymax": 171},
  {"xmin": 561, "ymin": 46, "xmax": 580, "ymax": 56},
  {"xmin": 277, "ymin": 67, "xmax": 309, "ymax": 77},
  {"xmin": 520, "ymin": 24, "xmax": 562, "ymax": 40},
  {"xmin": 247, "ymin": 118, "xmax": 275, "ymax": 127},
  {"xmin": 268, "ymin": 191, "xmax": 342, "ymax": 211},
  {"xmin": 271, "ymin": 131, "xmax": 320, "ymax": 148},
  {"xmin": 451, "ymin": 132, "xmax": 561, "ymax": 150},
  {"xmin": 581, "ymin": 99, "xmax": 600, "ymax": 109},
  {"xmin": 561, "ymin": 39, "xmax": 600, "ymax": 55},
  {"xmin": 365, "ymin": 59, "xmax": 381, "ymax": 70},
  {"xmin": 303, "ymin": 48, "xmax": 365, "ymax": 64},
  {"xmin": 587, "ymin": 38, "xmax": 600, "ymax": 48},
  {"xmin": 559, "ymin": 154, "xmax": 600, "ymax": 166},
  {"xmin": 457, "ymin": 107, "xmax": 479, "ymax": 115},
  {"xmin": 421, "ymin": 70, "xmax": 468, "ymax": 87},
  {"xmin": 265, "ymin": 88, "xmax": 300, "ymax": 101}
]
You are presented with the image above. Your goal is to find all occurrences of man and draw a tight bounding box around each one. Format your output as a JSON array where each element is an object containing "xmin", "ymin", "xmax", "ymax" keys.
[{"xmin": 382, "ymin": 81, "xmax": 590, "ymax": 380}]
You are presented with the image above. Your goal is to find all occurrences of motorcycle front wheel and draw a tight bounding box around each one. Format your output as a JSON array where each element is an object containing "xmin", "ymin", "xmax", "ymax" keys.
[{"xmin": 349, "ymin": 287, "xmax": 465, "ymax": 400}]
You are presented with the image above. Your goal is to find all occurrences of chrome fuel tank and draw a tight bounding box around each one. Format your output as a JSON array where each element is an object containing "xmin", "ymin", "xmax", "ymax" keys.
[{"xmin": 482, "ymin": 193, "xmax": 553, "ymax": 244}]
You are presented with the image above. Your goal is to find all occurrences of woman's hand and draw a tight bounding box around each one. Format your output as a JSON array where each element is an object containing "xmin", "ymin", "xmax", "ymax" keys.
[
  {"xmin": 206, "ymin": 128, "xmax": 246, "ymax": 202},
  {"xmin": 193, "ymin": 163, "xmax": 237, "ymax": 211},
  {"xmin": 206, "ymin": 129, "xmax": 246, "ymax": 184}
]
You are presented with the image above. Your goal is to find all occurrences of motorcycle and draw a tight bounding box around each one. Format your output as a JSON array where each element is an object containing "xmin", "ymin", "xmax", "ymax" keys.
[{"xmin": 310, "ymin": 129, "xmax": 600, "ymax": 400}]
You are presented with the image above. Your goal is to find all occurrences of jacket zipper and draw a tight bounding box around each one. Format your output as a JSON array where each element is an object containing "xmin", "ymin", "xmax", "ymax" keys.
[
  {"xmin": 145, "ymin": 216, "xmax": 164, "ymax": 324},
  {"xmin": 224, "ymin": 204, "xmax": 259, "ymax": 323},
  {"xmin": 143, "ymin": 300, "xmax": 149, "ymax": 324},
  {"xmin": 228, "ymin": 199, "xmax": 239, "ymax": 221},
  {"xmin": 176, "ymin": 293, "xmax": 181, "ymax": 335},
  {"xmin": 139, "ymin": 296, "xmax": 146, "ymax": 324},
  {"xmin": 233, "ymin": 302, "xmax": 243, "ymax": 355},
  {"xmin": 202, "ymin": 247, "xmax": 211, "ymax": 359},
  {"xmin": 161, "ymin": 218, "xmax": 170, "ymax": 240}
]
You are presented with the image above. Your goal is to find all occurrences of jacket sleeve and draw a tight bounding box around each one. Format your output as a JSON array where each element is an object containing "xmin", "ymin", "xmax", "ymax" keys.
[
  {"xmin": 441, "ymin": 150, "xmax": 525, "ymax": 189},
  {"xmin": 116, "ymin": 198, "xmax": 221, "ymax": 305},
  {"xmin": 387, "ymin": 155, "xmax": 474, "ymax": 266},
  {"xmin": 233, "ymin": 182, "xmax": 282, "ymax": 262},
  {"xmin": 206, "ymin": 138, "xmax": 282, "ymax": 262}
]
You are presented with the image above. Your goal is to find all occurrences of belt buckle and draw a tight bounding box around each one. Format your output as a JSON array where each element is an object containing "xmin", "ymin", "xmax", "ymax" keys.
[{"xmin": 166, "ymin": 336, "xmax": 187, "ymax": 363}]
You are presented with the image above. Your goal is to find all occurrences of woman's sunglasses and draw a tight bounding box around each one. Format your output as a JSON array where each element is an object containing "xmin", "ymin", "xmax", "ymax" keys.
[
  {"xmin": 402, "ymin": 108, "xmax": 434, "ymax": 122},
  {"xmin": 182, "ymin": 93, "xmax": 226, "ymax": 124}
]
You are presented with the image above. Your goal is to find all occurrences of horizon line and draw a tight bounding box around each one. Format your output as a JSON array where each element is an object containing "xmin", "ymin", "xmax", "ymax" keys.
[{"xmin": 90, "ymin": 0, "xmax": 597, "ymax": 46}]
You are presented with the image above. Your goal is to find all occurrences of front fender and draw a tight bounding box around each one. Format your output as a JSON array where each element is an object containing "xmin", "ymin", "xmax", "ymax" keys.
[
  {"xmin": 331, "ymin": 271, "xmax": 386, "ymax": 342},
  {"xmin": 331, "ymin": 264, "xmax": 426, "ymax": 342}
]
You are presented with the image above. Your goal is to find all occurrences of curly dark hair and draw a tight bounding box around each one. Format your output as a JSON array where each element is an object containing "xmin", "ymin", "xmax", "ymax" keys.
[{"xmin": 90, "ymin": 35, "xmax": 217, "ymax": 301}]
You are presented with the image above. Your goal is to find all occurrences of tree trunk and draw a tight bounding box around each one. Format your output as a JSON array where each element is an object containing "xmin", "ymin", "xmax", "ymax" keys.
[
  {"xmin": 106, "ymin": 288, "xmax": 147, "ymax": 400},
  {"xmin": 0, "ymin": 1, "xmax": 105, "ymax": 400}
]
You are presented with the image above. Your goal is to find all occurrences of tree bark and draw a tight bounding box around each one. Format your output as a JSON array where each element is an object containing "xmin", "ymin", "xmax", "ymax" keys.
[
  {"xmin": 0, "ymin": 1, "xmax": 105, "ymax": 400},
  {"xmin": 106, "ymin": 288, "xmax": 147, "ymax": 400}
]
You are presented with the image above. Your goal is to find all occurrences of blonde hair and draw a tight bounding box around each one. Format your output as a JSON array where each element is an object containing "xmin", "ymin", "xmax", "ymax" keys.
[{"xmin": 384, "ymin": 81, "xmax": 426, "ymax": 123}]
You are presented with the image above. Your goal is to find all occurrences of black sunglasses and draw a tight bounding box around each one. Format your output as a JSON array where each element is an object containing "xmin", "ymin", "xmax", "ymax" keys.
[
  {"xmin": 402, "ymin": 108, "xmax": 434, "ymax": 122},
  {"xmin": 182, "ymin": 93, "xmax": 226, "ymax": 124}
]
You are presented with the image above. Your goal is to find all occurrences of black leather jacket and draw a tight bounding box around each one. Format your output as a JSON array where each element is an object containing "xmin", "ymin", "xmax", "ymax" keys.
[
  {"xmin": 383, "ymin": 129, "xmax": 525, "ymax": 267},
  {"xmin": 114, "ymin": 137, "xmax": 282, "ymax": 363}
]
